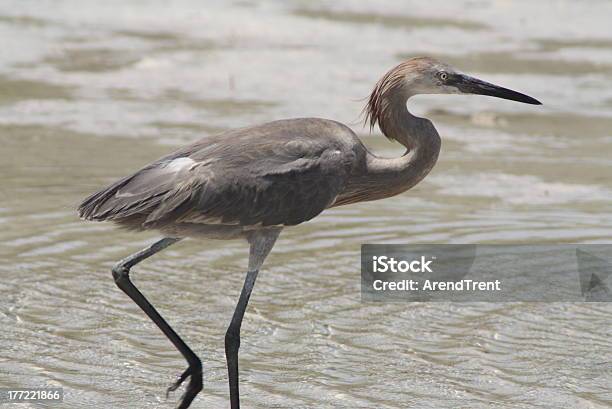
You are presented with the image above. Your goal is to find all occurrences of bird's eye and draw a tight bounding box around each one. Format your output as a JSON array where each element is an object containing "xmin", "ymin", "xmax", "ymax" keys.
[{"xmin": 438, "ymin": 71, "xmax": 448, "ymax": 81}]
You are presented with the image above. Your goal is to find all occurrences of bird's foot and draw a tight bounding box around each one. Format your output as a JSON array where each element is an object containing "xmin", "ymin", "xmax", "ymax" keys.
[
  {"xmin": 166, "ymin": 364, "xmax": 203, "ymax": 409},
  {"xmin": 166, "ymin": 367, "xmax": 190, "ymax": 398}
]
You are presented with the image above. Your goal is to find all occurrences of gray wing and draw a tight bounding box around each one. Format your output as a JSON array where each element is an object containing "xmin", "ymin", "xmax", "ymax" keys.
[{"xmin": 78, "ymin": 120, "xmax": 357, "ymax": 229}]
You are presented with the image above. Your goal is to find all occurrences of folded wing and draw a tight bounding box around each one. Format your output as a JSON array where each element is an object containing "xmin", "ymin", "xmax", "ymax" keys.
[{"xmin": 78, "ymin": 132, "xmax": 354, "ymax": 230}]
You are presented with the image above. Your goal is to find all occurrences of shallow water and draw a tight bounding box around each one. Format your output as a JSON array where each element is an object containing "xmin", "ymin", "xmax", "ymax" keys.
[{"xmin": 0, "ymin": 1, "xmax": 611, "ymax": 408}]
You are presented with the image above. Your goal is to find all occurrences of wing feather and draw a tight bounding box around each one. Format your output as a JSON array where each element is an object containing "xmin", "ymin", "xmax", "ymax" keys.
[
  {"xmin": 78, "ymin": 118, "xmax": 358, "ymax": 230},
  {"xmin": 144, "ymin": 150, "xmax": 349, "ymax": 228}
]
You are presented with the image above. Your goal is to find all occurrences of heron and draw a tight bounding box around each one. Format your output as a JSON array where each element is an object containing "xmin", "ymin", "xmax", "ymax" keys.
[{"xmin": 78, "ymin": 56, "xmax": 541, "ymax": 408}]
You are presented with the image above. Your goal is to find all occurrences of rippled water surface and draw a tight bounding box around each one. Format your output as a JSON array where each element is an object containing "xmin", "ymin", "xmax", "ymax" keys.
[{"xmin": 1, "ymin": 1, "xmax": 611, "ymax": 408}]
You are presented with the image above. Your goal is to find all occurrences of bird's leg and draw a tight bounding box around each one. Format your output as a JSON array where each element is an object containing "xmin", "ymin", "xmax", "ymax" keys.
[
  {"xmin": 225, "ymin": 228, "xmax": 281, "ymax": 409},
  {"xmin": 111, "ymin": 237, "xmax": 203, "ymax": 409}
]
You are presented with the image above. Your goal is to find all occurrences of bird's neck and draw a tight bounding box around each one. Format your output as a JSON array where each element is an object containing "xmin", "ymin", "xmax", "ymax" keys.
[{"xmin": 362, "ymin": 95, "xmax": 441, "ymax": 201}]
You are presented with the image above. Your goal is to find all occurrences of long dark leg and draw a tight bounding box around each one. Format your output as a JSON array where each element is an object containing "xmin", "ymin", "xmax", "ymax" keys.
[
  {"xmin": 225, "ymin": 229, "xmax": 281, "ymax": 409},
  {"xmin": 111, "ymin": 237, "xmax": 202, "ymax": 409}
]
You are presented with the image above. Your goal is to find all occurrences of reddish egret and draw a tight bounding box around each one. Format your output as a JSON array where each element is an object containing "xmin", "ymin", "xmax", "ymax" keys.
[{"xmin": 78, "ymin": 57, "xmax": 541, "ymax": 408}]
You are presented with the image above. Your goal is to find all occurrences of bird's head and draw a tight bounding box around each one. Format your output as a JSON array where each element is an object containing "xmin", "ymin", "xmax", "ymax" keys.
[
  {"xmin": 365, "ymin": 56, "xmax": 541, "ymax": 133},
  {"xmin": 400, "ymin": 56, "xmax": 541, "ymax": 104}
]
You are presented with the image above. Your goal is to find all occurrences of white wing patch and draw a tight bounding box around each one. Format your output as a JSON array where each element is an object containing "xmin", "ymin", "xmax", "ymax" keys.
[{"xmin": 165, "ymin": 157, "xmax": 196, "ymax": 172}]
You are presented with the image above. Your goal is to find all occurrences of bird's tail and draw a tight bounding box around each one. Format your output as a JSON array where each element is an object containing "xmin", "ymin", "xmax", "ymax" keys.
[{"xmin": 77, "ymin": 175, "xmax": 134, "ymax": 221}]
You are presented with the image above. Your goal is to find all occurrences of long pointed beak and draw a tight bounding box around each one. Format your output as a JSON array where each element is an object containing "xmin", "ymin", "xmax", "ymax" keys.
[{"xmin": 453, "ymin": 74, "xmax": 542, "ymax": 105}]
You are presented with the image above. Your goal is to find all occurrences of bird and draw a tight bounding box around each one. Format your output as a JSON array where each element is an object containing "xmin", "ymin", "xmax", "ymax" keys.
[{"xmin": 77, "ymin": 56, "xmax": 541, "ymax": 409}]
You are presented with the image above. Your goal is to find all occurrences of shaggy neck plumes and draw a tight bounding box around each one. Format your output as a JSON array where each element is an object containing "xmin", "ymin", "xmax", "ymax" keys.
[
  {"xmin": 335, "ymin": 60, "xmax": 441, "ymax": 205},
  {"xmin": 364, "ymin": 58, "xmax": 437, "ymax": 149}
]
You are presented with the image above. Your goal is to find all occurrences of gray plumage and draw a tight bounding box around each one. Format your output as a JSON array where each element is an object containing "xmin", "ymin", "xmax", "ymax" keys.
[
  {"xmin": 79, "ymin": 57, "xmax": 540, "ymax": 237},
  {"xmin": 77, "ymin": 57, "xmax": 541, "ymax": 409},
  {"xmin": 79, "ymin": 118, "xmax": 360, "ymax": 235}
]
